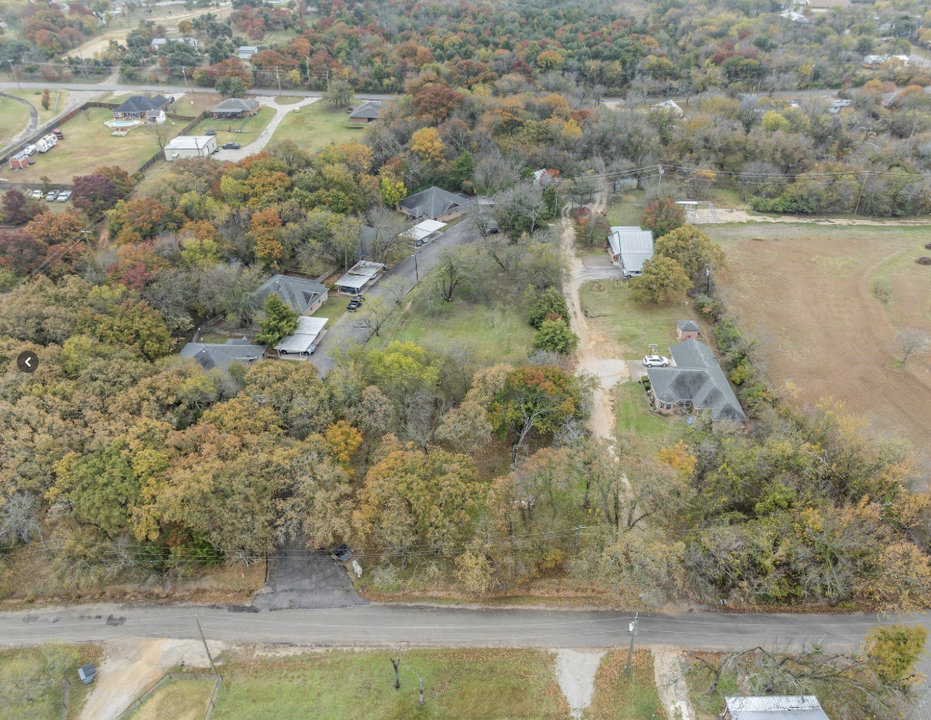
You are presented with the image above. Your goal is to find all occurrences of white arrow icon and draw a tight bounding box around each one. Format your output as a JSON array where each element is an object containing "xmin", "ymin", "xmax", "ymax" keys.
[{"xmin": 24, "ymin": 357, "xmax": 32, "ymax": 368}]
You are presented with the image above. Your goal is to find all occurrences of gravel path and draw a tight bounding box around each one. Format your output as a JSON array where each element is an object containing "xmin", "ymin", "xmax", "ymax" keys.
[
  {"xmin": 555, "ymin": 649, "xmax": 605, "ymax": 719},
  {"xmin": 213, "ymin": 96, "xmax": 318, "ymax": 162},
  {"xmin": 652, "ymin": 647, "xmax": 695, "ymax": 720}
]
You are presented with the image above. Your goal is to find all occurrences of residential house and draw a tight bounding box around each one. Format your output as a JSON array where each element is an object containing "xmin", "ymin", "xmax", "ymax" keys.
[
  {"xmin": 178, "ymin": 338, "xmax": 265, "ymax": 372},
  {"xmin": 151, "ymin": 36, "xmax": 197, "ymax": 49},
  {"xmin": 724, "ymin": 696, "xmax": 830, "ymax": 720},
  {"xmin": 676, "ymin": 320, "xmax": 701, "ymax": 341},
  {"xmin": 779, "ymin": 10, "xmax": 810, "ymax": 23},
  {"xmin": 164, "ymin": 136, "xmax": 217, "ymax": 161},
  {"xmin": 652, "ymin": 99, "xmax": 684, "ymax": 116},
  {"xmin": 348, "ymin": 100, "xmax": 383, "ymax": 124},
  {"xmin": 335, "ymin": 260, "xmax": 385, "ymax": 295},
  {"xmin": 827, "ymin": 98, "xmax": 852, "ymax": 115},
  {"xmin": 532, "ymin": 168, "xmax": 561, "ymax": 187},
  {"xmin": 803, "ymin": 0, "xmax": 848, "ymax": 10},
  {"xmin": 646, "ymin": 338, "xmax": 747, "ymax": 422},
  {"xmin": 275, "ymin": 316, "xmax": 328, "ymax": 357},
  {"xmin": 211, "ymin": 98, "xmax": 260, "ymax": 119},
  {"xmin": 253, "ymin": 274, "xmax": 329, "ymax": 315},
  {"xmin": 237, "ymin": 46, "xmax": 259, "ymax": 61},
  {"xmin": 150, "ymin": 38, "xmax": 167, "ymax": 50},
  {"xmin": 399, "ymin": 186, "xmax": 472, "ymax": 220},
  {"xmin": 607, "ymin": 226, "xmax": 654, "ymax": 277},
  {"xmin": 112, "ymin": 95, "xmax": 171, "ymax": 120}
]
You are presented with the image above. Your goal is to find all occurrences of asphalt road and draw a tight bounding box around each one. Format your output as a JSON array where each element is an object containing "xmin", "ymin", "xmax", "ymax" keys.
[
  {"xmin": 2, "ymin": 603, "xmax": 927, "ymax": 658},
  {"xmin": 309, "ymin": 217, "xmax": 479, "ymax": 374}
]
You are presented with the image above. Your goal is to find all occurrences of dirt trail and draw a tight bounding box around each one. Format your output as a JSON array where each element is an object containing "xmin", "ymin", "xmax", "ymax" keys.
[
  {"xmin": 695, "ymin": 208, "xmax": 931, "ymax": 227},
  {"xmin": 79, "ymin": 637, "xmax": 222, "ymax": 720},
  {"xmin": 560, "ymin": 192, "xmax": 630, "ymax": 442},
  {"xmin": 652, "ymin": 647, "xmax": 696, "ymax": 720}
]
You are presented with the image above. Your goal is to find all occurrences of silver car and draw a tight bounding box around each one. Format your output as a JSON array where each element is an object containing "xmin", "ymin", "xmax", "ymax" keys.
[{"xmin": 642, "ymin": 355, "xmax": 670, "ymax": 367}]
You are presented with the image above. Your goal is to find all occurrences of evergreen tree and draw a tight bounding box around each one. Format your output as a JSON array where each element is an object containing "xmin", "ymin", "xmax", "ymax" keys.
[{"xmin": 256, "ymin": 293, "xmax": 298, "ymax": 346}]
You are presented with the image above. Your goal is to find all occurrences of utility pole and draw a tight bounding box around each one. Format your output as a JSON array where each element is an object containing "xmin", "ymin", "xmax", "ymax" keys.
[
  {"xmin": 8, "ymin": 60, "xmax": 20, "ymax": 90},
  {"xmin": 854, "ymin": 171, "xmax": 869, "ymax": 216},
  {"xmin": 194, "ymin": 615, "xmax": 218, "ymax": 676},
  {"xmin": 326, "ymin": 68, "xmax": 330, "ymax": 92},
  {"xmin": 413, "ymin": 252, "xmax": 419, "ymax": 285},
  {"xmin": 419, "ymin": 677, "xmax": 425, "ymax": 706},
  {"xmin": 181, "ymin": 65, "xmax": 189, "ymax": 89},
  {"xmin": 624, "ymin": 612, "xmax": 639, "ymax": 675},
  {"xmin": 276, "ymin": 66, "xmax": 281, "ymax": 93},
  {"xmin": 657, "ymin": 164, "xmax": 663, "ymax": 193},
  {"xmin": 706, "ymin": 264, "xmax": 711, "ymax": 294}
]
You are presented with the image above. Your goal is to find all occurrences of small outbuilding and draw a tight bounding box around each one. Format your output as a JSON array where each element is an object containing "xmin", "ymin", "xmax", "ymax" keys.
[
  {"xmin": 348, "ymin": 100, "xmax": 383, "ymax": 124},
  {"xmin": 164, "ymin": 135, "xmax": 217, "ymax": 161},
  {"xmin": 652, "ymin": 99, "xmax": 684, "ymax": 116},
  {"xmin": 607, "ymin": 226, "xmax": 654, "ymax": 277},
  {"xmin": 237, "ymin": 46, "xmax": 259, "ymax": 60},
  {"xmin": 399, "ymin": 186, "xmax": 471, "ymax": 220},
  {"xmin": 211, "ymin": 98, "xmax": 260, "ymax": 119},
  {"xmin": 676, "ymin": 320, "xmax": 701, "ymax": 341},
  {"xmin": 179, "ymin": 338, "xmax": 266, "ymax": 372},
  {"xmin": 8, "ymin": 152, "xmax": 32, "ymax": 170},
  {"xmin": 724, "ymin": 696, "xmax": 830, "ymax": 720},
  {"xmin": 402, "ymin": 219, "xmax": 446, "ymax": 246},
  {"xmin": 275, "ymin": 316, "xmax": 328, "ymax": 357},
  {"xmin": 335, "ymin": 260, "xmax": 385, "ymax": 295},
  {"xmin": 252, "ymin": 274, "xmax": 329, "ymax": 315}
]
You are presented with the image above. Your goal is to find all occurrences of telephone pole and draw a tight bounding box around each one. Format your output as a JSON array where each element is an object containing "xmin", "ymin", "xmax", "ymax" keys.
[
  {"xmin": 624, "ymin": 612, "xmax": 639, "ymax": 675},
  {"xmin": 657, "ymin": 165, "xmax": 663, "ymax": 193},
  {"xmin": 181, "ymin": 65, "xmax": 189, "ymax": 89},
  {"xmin": 276, "ymin": 66, "xmax": 282, "ymax": 93},
  {"xmin": 854, "ymin": 171, "xmax": 869, "ymax": 216},
  {"xmin": 8, "ymin": 60, "xmax": 20, "ymax": 90},
  {"xmin": 194, "ymin": 615, "xmax": 218, "ymax": 676},
  {"xmin": 413, "ymin": 252, "xmax": 419, "ymax": 285}
]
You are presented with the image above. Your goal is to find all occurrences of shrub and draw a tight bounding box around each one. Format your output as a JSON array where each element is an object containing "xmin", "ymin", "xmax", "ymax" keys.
[
  {"xmin": 533, "ymin": 318, "xmax": 579, "ymax": 354},
  {"xmin": 640, "ymin": 197, "xmax": 685, "ymax": 237},
  {"xmin": 529, "ymin": 287, "xmax": 570, "ymax": 329}
]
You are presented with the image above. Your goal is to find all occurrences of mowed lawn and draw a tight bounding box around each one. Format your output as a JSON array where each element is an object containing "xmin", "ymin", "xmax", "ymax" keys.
[
  {"xmin": 18, "ymin": 107, "xmax": 183, "ymax": 184},
  {"xmin": 585, "ymin": 650, "xmax": 666, "ymax": 719},
  {"xmin": 8, "ymin": 88, "xmax": 70, "ymax": 126},
  {"xmin": 268, "ymin": 100, "xmax": 364, "ymax": 152},
  {"xmin": 211, "ymin": 648, "xmax": 570, "ymax": 720},
  {"xmin": 190, "ymin": 106, "xmax": 275, "ymax": 147},
  {"xmin": 0, "ymin": 94, "xmax": 32, "ymax": 148},
  {"xmin": 126, "ymin": 679, "xmax": 215, "ymax": 720},
  {"xmin": 714, "ymin": 222, "xmax": 931, "ymax": 451},
  {"xmin": 615, "ymin": 381, "xmax": 683, "ymax": 448}
]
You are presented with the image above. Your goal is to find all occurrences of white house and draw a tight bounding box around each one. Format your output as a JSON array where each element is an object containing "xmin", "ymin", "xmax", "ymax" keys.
[{"xmin": 164, "ymin": 135, "xmax": 217, "ymax": 161}]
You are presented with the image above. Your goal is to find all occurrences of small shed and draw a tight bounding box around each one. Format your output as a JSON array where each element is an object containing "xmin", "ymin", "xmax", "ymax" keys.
[
  {"xmin": 676, "ymin": 320, "xmax": 701, "ymax": 341},
  {"xmin": 238, "ymin": 46, "xmax": 258, "ymax": 60},
  {"xmin": 275, "ymin": 316, "xmax": 328, "ymax": 356},
  {"xmin": 9, "ymin": 152, "xmax": 32, "ymax": 170},
  {"xmin": 78, "ymin": 663, "xmax": 97, "ymax": 685},
  {"xmin": 335, "ymin": 260, "xmax": 385, "ymax": 295}
]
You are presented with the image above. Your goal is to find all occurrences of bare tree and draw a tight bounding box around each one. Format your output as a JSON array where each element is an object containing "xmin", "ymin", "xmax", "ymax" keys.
[
  {"xmin": 366, "ymin": 206, "xmax": 409, "ymax": 263},
  {"xmin": 896, "ymin": 328, "xmax": 929, "ymax": 364},
  {"xmin": 354, "ymin": 296, "xmax": 391, "ymax": 337}
]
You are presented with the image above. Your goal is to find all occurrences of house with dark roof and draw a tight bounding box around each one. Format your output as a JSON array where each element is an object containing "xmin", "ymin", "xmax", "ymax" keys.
[
  {"xmin": 211, "ymin": 98, "xmax": 260, "ymax": 119},
  {"xmin": 399, "ymin": 186, "xmax": 471, "ymax": 220},
  {"xmin": 646, "ymin": 339, "xmax": 746, "ymax": 422},
  {"xmin": 607, "ymin": 226, "xmax": 654, "ymax": 277},
  {"xmin": 179, "ymin": 338, "xmax": 265, "ymax": 372},
  {"xmin": 676, "ymin": 320, "xmax": 701, "ymax": 341},
  {"xmin": 724, "ymin": 696, "xmax": 830, "ymax": 720},
  {"xmin": 349, "ymin": 100, "xmax": 383, "ymax": 124},
  {"xmin": 252, "ymin": 274, "xmax": 329, "ymax": 315},
  {"xmin": 112, "ymin": 95, "xmax": 170, "ymax": 120}
]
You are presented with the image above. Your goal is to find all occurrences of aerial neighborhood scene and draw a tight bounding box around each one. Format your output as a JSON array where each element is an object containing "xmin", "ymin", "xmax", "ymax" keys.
[{"xmin": 2, "ymin": 0, "xmax": 931, "ymax": 717}]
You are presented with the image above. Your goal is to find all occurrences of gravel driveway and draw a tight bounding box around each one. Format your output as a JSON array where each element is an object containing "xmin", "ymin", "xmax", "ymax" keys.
[{"xmin": 212, "ymin": 96, "xmax": 319, "ymax": 162}]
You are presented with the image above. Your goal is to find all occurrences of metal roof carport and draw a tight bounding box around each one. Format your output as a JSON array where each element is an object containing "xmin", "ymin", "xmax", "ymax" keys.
[{"xmin": 275, "ymin": 316, "xmax": 328, "ymax": 356}]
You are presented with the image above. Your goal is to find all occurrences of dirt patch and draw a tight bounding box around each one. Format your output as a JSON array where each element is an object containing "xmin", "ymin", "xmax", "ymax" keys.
[
  {"xmin": 695, "ymin": 208, "xmax": 931, "ymax": 227},
  {"xmin": 720, "ymin": 230, "xmax": 931, "ymax": 451},
  {"xmin": 652, "ymin": 647, "xmax": 695, "ymax": 720},
  {"xmin": 554, "ymin": 648, "xmax": 605, "ymax": 719}
]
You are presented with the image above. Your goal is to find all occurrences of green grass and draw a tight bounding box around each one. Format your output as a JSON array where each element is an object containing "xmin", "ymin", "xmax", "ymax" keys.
[
  {"xmin": 585, "ymin": 650, "xmax": 666, "ymax": 719},
  {"xmin": 615, "ymin": 381, "xmax": 683, "ymax": 447},
  {"xmin": 0, "ymin": 645, "xmax": 101, "ymax": 720},
  {"xmin": 21, "ymin": 107, "xmax": 183, "ymax": 184},
  {"xmin": 606, "ymin": 191, "xmax": 648, "ymax": 228},
  {"xmin": 190, "ymin": 106, "xmax": 275, "ymax": 148},
  {"xmin": 126, "ymin": 678, "xmax": 215, "ymax": 720},
  {"xmin": 211, "ymin": 648, "xmax": 569, "ymax": 719},
  {"xmin": 7, "ymin": 88, "xmax": 70, "ymax": 126},
  {"xmin": 268, "ymin": 100, "xmax": 364, "ymax": 152},
  {"xmin": 0, "ymin": 94, "xmax": 31, "ymax": 148},
  {"xmin": 274, "ymin": 95, "xmax": 304, "ymax": 105},
  {"xmin": 579, "ymin": 283, "xmax": 703, "ymax": 357},
  {"xmin": 372, "ymin": 275, "xmax": 536, "ymax": 365},
  {"xmin": 313, "ymin": 293, "xmax": 351, "ymax": 323}
]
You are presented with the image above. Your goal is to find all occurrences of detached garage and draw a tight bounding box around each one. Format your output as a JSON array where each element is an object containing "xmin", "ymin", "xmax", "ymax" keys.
[{"xmin": 164, "ymin": 135, "xmax": 217, "ymax": 161}]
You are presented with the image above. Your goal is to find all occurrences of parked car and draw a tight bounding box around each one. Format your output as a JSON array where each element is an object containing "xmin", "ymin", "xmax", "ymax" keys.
[
  {"xmin": 45, "ymin": 191, "xmax": 58, "ymax": 202},
  {"xmin": 222, "ymin": 142, "xmax": 240, "ymax": 149},
  {"xmin": 205, "ymin": 130, "xmax": 217, "ymax": 136},
  {"xmin": 351, "ymin": 294, "xmax": 365, "ymax": 304},
  {"xmin": 23, "ymin": 144, "xmax": 36, "ymax": 155},
  {"xmin": 330, "ymin": 544, "xmax": 352, "ymax": 562},
  {"xmin": 57, "ymin": 190, "xmax": 71, "ymax": 203},
  {"xmin": 642, "ymin": 355, "xmax": 670, "ymax": 367},
  {"xmin": 347, "ymin": 301, "xmax": 360, "ymax": 312},
  {"xmin": 31, "ymin": 189, "xmax": 43, "ymax": 199},
  {"xmin": 53, "ymin": 129, "xmax": 64, "ymax": 139}
]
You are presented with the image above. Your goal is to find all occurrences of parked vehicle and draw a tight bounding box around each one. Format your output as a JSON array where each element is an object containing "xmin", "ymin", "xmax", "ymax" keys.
[
  {"xmin": 222, "ymin": 142, "xmax": 240, "ymax": 149},
  {"xmin": 347, "ymin": 301, "xmax": 360, "ymax": 312},
  {"xmin": 642, "ymin": 355, "xmax": 670, "ymax": 367},
  {"xmin": 23, "ymin": 144, "xmax": 36, "ymax": 155},
  {"xmin": 57, "ymin": 190, "xmax": 72, "ymax": 202},
  {"xmin": 45, "ymin": 191, "xmax": 58, "ymax": 202},
  {"xmin": 351, "ymin": 294, "xmax": 365, "ymax": 304},
  {"xmin": 205, "ymin": 130, "xmax": 217, "ymax": 136},
  {"xmin": 53, "ymin": 129, "xmax": 64, "ymax": 139},
  {"xmin": 31, "ymin": 189, "xmax": 43, "ymax": 199},
  {"xmin": 330, "ymin": 544, "xmax": 353, "ymax": 562}
]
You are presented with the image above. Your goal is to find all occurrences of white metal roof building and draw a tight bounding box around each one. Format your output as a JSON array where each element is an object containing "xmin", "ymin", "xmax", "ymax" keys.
[
  {"xmin": 164, "ymin": 135, "xmax": 217, "ymax": 161},
  {"xmin": 275, "ymin": 316, "xmax": 328, "ymax": 355},
  {"xmin": 335, "ymin": 260, "xmax": 385, "ymax": 294},
  {"xmin": 724, "ymin": 696, "xmax": 830, "ymax": 720},
  {"xmin": 607, "ymin": 226, "xmax": 654, "ymax": 277}
]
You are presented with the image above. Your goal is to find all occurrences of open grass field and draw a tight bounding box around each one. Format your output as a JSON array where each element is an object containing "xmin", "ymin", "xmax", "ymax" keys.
[
  {"xmin": 126, "ymin": 678, "xmax": 215, "ymax": 720},
  {"xmin": 372, "ymin": 273, "xmax": 537, "ymax": 365},
  {"xmin": 268, "ymin": 100, "xmax": 365, "ymax": 152},
  {"xmin": 211, "ymin": 648, "xmax": 571, "ymax": 719},
  {"xmin": 714, "ymin": 222, "xmax": 931, "ymax": 452},
  {"xmin": 614, "ymin": 381, "xmax": 683, "ymax": 447},
  {"xmin": 20, "ymin": 107, "xmax": 183, "ymax": 184},
  {"xmin": 0, "ymin": 94, "xmax": 31, "ymax": 149},
  {"xmin": 0, "ymin": 645, "xmax": 101, "ymax": 720},
  {"xmin": 190, "ymin": 106, "xmax": 275, "ymax": 147},
  {"xmin": 8, "ymin": 88, "xmax": 70, "ymax": 126},
  {"xmin": 606, "ymin": 191, "xmax": 648, "ymax": 228},
  {"xmin": 585, "ymin": 650, "xmax": 665, "ymax": 719}
]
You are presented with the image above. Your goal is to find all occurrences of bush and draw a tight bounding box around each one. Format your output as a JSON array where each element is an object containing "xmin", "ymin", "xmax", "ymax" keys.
[
  {"xmin": 750, "ymin": 195, "xmax": 817, "ymax": 214},
  {"xmin": 533, "ymin": 319, "xmax": 579, "ymax": 354},
  {"xmin": 529, "ymin": 287, "xmax": 570, "ymax": 329},
  {"xmin": 640, "ymin": 197, "xmax": 685, "ymax": 237}
]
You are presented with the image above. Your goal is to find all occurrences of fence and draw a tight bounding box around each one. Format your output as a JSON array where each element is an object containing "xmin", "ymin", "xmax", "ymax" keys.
[
  {"xmin": 113, "ymin": 671, "xmax": 222, "ymax": 720},
  {"xmin": 59, "ymin": 678, "xmax": 70, "ymax": 720}
]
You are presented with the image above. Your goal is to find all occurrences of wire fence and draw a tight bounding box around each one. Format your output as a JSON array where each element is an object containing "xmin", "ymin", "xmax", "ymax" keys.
[{"xmin": 113, "ymin": 670, "xmax": 222, "ymax": 720}]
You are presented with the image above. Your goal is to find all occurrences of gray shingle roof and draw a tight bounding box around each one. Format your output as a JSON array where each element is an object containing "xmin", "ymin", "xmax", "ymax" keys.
[
  {"xmin": 349, "ymin": 100, "xmax": 383, "ymax": 120},
  {"xmin": 253, "ymin": 274, "xmax": 327, "ymax": 315},
  {"xmin": 607, "ymin": 226, "xmax": 654, "ymax": 273},
  {"xmin": 399, "ymin": 187, "xmax": 471, "ymax": 220},
  {"xmin": 179, "ymin": 339, "xmax": 265, "ymax": 372},
  {"xmin": 677, "ymin": 320, "xmax": 700, "ymax": 332},
  {"xmin": 725, "ymin": 696, "xmax": 830, "ymax": 720},
  {"xmin": 114, "ymin": 95, "xmax": 169, "ymax": 114},
  {"xmin": 647, "ymin": 339, "xmax": 746, "ymax": 422},
  {"xmin": 212, "ymin": 98, "xmax": 260, "ymax": 114}
]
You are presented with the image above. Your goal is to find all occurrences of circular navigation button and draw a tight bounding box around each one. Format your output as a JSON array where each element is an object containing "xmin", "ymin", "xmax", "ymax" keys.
[{"xmin": 16, "ymin": 351, "xmax": 38, "ymax": 373}]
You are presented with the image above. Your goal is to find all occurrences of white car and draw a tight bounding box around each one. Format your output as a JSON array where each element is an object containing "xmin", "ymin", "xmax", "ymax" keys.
[
  {"xmin": 31, "ymin": 189, "xmax": 43, "ymax": 199},
  {"xmin": 642, "ymin": 355, "xmax": 670, "ymax": 367},
  {"xmin": 23, "ymin": 144, "xmax": 36, "ymax": 155}
]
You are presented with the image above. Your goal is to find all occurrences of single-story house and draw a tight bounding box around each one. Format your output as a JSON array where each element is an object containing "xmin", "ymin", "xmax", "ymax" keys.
[
  {"xmin": 348, "ymin": 100, "xmax": 383, "ymax": 124},
  {"xmin": 112, "ymin": 95, "xmax": 170, "ymax": 120},
  {"xmin": 253, "ymin": 274, "xmax": 329, "ymax": 315},
  {"xmin": 827, "ymin": 98, "xmax": 852, "ymax": 115},
  {"xmin": 646, "ymin": 339, "xmax": 747, "ymax": 422},
  {"xmin": 532, "ymin": 168, "xmax": 561, "ymax": 187},
  {"xmin": 8, "ymin": 152, "xmax": 32, "ymax": 170},
  {"xmin": 676, "ymin": 320, "xmax": 701, "ymax": 341},
  {"xmin": 164, "ymin": 135, "xmax": 217, "ymax": 161},
  {"xmin": 179, "ymin": 338, "xmax": 265, "ymax": 372},
  {"xmin": 779, "ymin": 10, "xmax": 809, "ymax": 23},
  {"xmin": 211, "ymin": 97, "xmax": 260, "ymax": 119},
  {"xmin": 151, "ymin": 38, "xmax": 167, "ymax": 50},
  {"xmin": 607, "ymin": 226, "xmax": 654, "ymax": 277},
  {"xmin": 403, "ymin": 219, "xmax": 446, "ymax": 246},
  {"xmin": 275, "ymin": 316, "xmax": 328, "ymax": 357},
  {"xmin": 724, "ymin": 696, "xmax": 830, "ymax": 720},
  {"xmin": 152, "ymin": 36, "xmax": 197, "ymax": 49},
  {"xmin": 237, "ymin": 45, "xmax": 259, "ymax": 60},
  {"xmin": 335, "ymin": 260, "xmax": 385, "ymax": 295},
  {"xmin": 652, "ymin": 99, "xmax": 684, "ymax": 116},
  {"xmin": 399, "ymin": 186, "xmax": 471, "ymax": 220}
]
